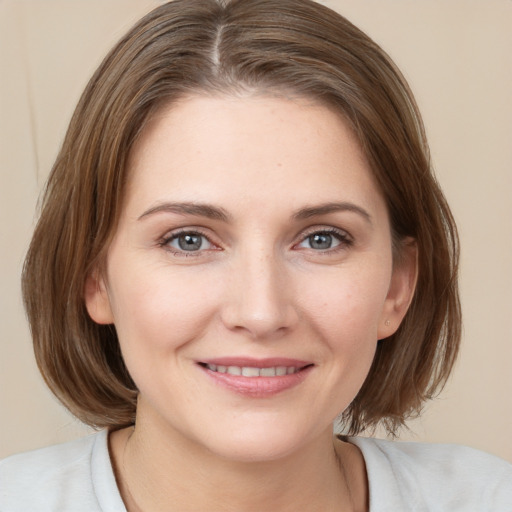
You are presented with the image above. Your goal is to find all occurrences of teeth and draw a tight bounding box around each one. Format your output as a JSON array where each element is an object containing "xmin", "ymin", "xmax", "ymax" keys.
[
  {"xmin": 205, "ymin": 364, "xmax": 300, "ymax": 377},
  {"xmin": 242, "ymin": 367, "xmax": 260, "ymax": 377},
  {"xmin": 260, "ymin": 367, "xmax": 276, "ymax": 377}
]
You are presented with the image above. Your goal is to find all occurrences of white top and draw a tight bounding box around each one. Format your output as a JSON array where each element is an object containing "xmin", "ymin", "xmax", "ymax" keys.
[{"xmin": 1, "ymin": 430, "xmax": 511, "ymax": 511}]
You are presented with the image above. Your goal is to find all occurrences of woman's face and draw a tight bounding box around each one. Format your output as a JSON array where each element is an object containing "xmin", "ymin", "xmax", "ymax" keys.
[{"xmin": 86, "ymin": 95, "xmax": 415, "ymax": 461}]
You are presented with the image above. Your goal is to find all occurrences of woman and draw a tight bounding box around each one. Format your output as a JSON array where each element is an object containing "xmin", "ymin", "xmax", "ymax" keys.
[{"xmin": 1, "ymin": 0, "xmax": 510, "ymax": 510}]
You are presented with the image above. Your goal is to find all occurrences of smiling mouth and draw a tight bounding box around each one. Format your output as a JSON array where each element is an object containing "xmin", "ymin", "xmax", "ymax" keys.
[
  {"xmin": 199, "ymin": 363, "xmax": 313, "ymax": 377},
  {"xmin": 198, "ymin": 360, "xmax": 314, "ymax": 396},
  {"xmin": 200, "ymin": 363, "xmax": 307, "ymax": 377}
]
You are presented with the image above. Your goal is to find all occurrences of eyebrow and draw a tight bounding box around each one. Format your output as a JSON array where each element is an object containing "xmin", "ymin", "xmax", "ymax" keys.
[
  {"xmin": 137, "ymin": 200, "xmax": 372, "ymax": 225},
  {"xmin": 293, "ymin": 202, "xmax": 372, "ymax": 224},
  {"xmin": 138, "ymin": 202, "xmax": 231, "ymax": 222}
]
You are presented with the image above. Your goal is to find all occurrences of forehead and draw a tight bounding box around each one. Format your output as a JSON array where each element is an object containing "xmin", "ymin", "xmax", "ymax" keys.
[{"xmin": 124, "ymin": 94, "xmax": 385, "ymax": 218}]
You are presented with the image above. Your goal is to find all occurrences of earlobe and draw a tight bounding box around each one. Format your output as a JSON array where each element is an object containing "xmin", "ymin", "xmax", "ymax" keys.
[
  {"xmin": 84, "ymin": 269, "xmax": 114, "ymax": 325},
  {"xmin": 378, "ymin": 238, "xmax": 418, "ymax": 340}
]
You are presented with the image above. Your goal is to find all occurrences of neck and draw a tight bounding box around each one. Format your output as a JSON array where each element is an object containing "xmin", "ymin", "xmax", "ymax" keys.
[{"xmin": 110, "ymin": 408, "xmax": 366, "ymax": 512}]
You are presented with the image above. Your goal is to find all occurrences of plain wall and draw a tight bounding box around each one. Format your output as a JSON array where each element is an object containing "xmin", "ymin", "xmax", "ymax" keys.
[{"xmin": 1, "ymin": 0, "xmax": 511, "ymax": 462}]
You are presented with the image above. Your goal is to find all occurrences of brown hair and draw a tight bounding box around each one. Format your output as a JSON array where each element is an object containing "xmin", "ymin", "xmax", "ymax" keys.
[{"xmin": 22, "ymin": 0, "xmax": 460, "ymax": 434}]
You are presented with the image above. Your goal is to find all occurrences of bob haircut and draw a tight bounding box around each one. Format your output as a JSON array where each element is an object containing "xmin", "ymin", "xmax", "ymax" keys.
[{"xmin": 22, "ymin": 0, "xmax": 460, "ymax": 435}]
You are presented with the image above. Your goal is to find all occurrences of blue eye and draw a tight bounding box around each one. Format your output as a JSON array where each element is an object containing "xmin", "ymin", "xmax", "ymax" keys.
[
  {"xmin": 308, "ymin": 233, "xmax": 338, "ymax": 250},
  {"xmin": 166, "ymin": 232, "xmax": 213, "ymax": 252},
  {"xmin": 297, "ymin": 229, "xmax": 351, "ymax": 251}
]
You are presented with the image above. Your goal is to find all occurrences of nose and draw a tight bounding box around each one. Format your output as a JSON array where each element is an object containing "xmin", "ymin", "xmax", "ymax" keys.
[{"xmin": 220, "ymin": 246, "xmax": 299, "ymax": 340}]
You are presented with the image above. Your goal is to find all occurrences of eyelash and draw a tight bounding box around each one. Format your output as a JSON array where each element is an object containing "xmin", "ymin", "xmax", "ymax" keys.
[
  {"xmin": 158, "ymin": 228, "xmax": 217, "ymax": 257},
  {"xmin": 158, "ymin": 226, "xmax": 353, "ymax": 257},
  {"xmin": 295, "ymin": 227, "xmax": 353, "ymax": 254}
]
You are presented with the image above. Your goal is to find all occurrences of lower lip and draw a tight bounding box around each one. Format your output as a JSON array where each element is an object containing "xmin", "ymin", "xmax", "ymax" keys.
[{"xmin": 199, "ymin": 365, "xmax": 313, "ymax": 398}]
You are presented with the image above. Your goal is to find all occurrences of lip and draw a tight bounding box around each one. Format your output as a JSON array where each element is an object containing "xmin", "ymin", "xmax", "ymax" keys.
[
  {"xmin": 197, "ymin": 357, "xmax": 314, "ymax": 398},
  {"xmin": 201, "ymin": 357, "xmax": 311, "ymax": 368}
]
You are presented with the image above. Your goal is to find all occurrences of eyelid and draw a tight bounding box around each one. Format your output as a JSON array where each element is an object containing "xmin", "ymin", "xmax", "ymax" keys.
[
  {"xmin": 298, "ymin": 225, "xmax": 353, "ymax": 241},
  {"xmin": 293, "ymin": 226, "xmax": 354, "ymax": 251},
  {"xmin": 157, "ymin": 225, "xmax": 353, "ymax": 256},
  {"xmin": 158, "ymin": 227, "xmax": 221, "ymax": 255},
  {"xmin": 299, "ymin": 224, "xmax": 352, "ymax": 238}
]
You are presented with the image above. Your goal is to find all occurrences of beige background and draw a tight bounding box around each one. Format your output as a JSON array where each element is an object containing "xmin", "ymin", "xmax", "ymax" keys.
[{"xmin": 1, "ymin": 0, "xmax": 511, "ymax": 462}]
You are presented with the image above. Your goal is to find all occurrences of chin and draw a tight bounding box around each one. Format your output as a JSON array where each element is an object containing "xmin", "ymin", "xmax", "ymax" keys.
[{"xmin": 198, "ymin": 420, "xmax": 329, "ymax": 464}]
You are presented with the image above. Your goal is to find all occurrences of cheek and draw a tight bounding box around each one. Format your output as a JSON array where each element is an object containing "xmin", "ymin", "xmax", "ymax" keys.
[
  {"xmin": 107, "ymin": 264, "xmax": 222, "ymax": 356},
  {"xmin": 304, "ymin": 264, "xmax": 391, "ymax": 405},
  {"xmin": 298, "ymin": 260, "xmax": 392, "ymax": 342}
]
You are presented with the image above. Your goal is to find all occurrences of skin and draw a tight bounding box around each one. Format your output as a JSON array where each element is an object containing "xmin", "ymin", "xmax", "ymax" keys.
[{"xmin": 85, "ymin": 95, "xmax": 417, "ymax": 511}]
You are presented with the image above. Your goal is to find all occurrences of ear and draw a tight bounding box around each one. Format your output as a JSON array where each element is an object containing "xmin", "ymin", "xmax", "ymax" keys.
[
  {"xmin": 84, "ymin": 268, "xmax": 114, "ymax": 325},
  {"xmin": 377, "ymin": 238, "xmax": 418, "ymax": 340}
]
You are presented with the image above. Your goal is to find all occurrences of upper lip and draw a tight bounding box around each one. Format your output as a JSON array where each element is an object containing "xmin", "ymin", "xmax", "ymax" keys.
[{"xmin": 198, "ymin": 357, "xmax": 312, "ymax": 369}]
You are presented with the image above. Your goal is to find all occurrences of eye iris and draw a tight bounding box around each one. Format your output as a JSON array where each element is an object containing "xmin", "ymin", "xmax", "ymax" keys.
[
  {"xmin": 309, "ymin": 233, "xmax": 332, "ymax": 250},
  {"xmin": 178, "ymin": 234, "xmax": 202, "ymax": 251}
]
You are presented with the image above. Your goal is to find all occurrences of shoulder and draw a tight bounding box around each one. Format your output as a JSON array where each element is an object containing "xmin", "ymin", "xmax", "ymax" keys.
[
  {"xmin": 349, "ymin": 437, "xmax": 512, "ymax": 511},
  {"xmin": 0, "ymin": 430, "xmax": 125, "ymax": 512}
]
